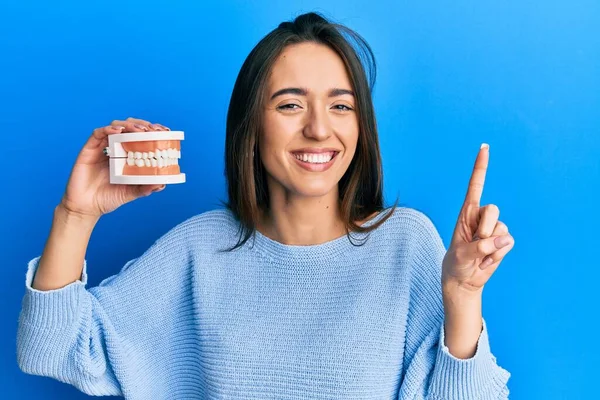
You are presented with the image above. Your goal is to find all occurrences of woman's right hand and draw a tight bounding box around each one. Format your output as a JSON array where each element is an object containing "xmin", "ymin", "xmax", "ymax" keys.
[{"xmin": 59, "ymin": 117, "xmax": 171, "ymax": 219}]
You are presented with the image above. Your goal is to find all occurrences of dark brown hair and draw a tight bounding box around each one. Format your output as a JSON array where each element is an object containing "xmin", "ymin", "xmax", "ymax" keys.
[{"xmin": 223, "ymin": 11, "xmax": 397, "ymax": 251}]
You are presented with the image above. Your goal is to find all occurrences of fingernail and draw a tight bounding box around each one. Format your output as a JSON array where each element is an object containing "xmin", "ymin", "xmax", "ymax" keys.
[
  {"xmin": 134, "ymin": 124, "xmax": 148, "ymax": 131},
  {"xmin": 495, "ymin": 235, "xmax": 511, "ymax": 248},
  {"xmin": 152, "ymin": 185, "xmax": 166, "ymax": 192},
  {"xmin": 113, "ymin": 125, "xmax": 125, "ymax": 130},
  {"xmin": 481, "ymin": 143, "xmax": 489, "ymax": 150}
]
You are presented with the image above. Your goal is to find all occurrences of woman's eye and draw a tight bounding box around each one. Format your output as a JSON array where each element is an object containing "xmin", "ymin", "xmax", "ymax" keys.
[
  {"xmin": 277, "ymin": 104, "xmax": 301, "ymax": 111},
  {"xmin": 333, "ymin": 105, "xmax": 353, "ymax": 111}
]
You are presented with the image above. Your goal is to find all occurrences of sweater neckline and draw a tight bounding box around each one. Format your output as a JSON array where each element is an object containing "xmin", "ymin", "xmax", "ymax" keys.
[{"xmin": 250, "ymin": 210, "xmax": 388, "ymax": 265}]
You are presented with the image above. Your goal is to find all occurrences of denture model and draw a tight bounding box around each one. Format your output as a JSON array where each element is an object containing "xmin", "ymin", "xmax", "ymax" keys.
[{"xmin": 103, "ymin": 130, "xmax": 185, "ymax": 185}]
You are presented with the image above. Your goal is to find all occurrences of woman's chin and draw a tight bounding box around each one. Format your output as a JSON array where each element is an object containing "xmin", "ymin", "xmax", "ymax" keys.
[{"xmin": 291, "ymin": 181, "xmax": 338, "ymax": 198}]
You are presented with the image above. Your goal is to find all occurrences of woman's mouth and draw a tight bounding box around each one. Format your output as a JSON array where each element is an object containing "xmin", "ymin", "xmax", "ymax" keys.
[{"xmin": 289, "ymin": 151, "xmax": 339, "ymax": 172}]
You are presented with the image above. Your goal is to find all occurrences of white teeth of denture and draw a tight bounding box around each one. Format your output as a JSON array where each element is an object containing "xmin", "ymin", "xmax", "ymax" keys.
[{"xmin": 122, "ymin": 148, "xmax": 180, "ymax": 168}]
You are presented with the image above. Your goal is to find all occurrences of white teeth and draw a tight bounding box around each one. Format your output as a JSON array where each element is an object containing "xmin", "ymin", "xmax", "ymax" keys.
[
  {"xmin": 124, "ymin": 148, "xmax": 181, "ymax": 167},
  {"xmin": 295, "ymin": 152, "xmax": 334, "ymax": 164}
]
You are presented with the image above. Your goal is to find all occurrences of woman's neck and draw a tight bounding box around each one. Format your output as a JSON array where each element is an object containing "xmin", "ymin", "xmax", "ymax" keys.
[{"xmin": 257, "ymin": 190, "xmax": 346, "ymax": 246}]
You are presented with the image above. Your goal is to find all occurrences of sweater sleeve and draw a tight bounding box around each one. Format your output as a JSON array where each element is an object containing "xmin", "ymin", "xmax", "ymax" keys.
[
  {"xmin": 16, "ymin": 223, "xmax": 194, "ymax": 397},
  {"xmin": 397, "ymin": 211, "xmax": 511, "ymax": 400}
]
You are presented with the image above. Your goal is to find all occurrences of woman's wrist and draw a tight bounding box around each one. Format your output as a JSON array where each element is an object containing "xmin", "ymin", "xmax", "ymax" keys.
[
  {"xmin": 55, "ymin": 202, "xmax": 100, "ymax": 229},
  {"xmin": 442, "ymin": 279, "xmax": 484, "ymax": 359}
]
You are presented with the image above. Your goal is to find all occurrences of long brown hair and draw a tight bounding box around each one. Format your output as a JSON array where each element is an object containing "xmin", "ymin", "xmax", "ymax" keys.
[{"xmin": 223, "ymin": 12, "xmax": 397, "ymax": 251}]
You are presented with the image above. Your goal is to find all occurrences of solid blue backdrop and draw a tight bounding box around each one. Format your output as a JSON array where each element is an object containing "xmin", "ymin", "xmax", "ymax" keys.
[{"xmin": 2, "ymin": 1, "xmax": 598, "ymax": 399}]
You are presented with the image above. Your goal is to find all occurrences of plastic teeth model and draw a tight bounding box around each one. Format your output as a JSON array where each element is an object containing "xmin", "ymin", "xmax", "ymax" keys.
[{"xmin": 104, "ymin": 130, "xmax": 186, "ymax": 185}]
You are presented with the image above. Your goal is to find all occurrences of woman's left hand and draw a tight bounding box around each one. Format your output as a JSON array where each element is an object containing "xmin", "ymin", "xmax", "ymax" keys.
[{"xmin": 441, "ymin": 144, "xmax": 515, "ymax": 293}]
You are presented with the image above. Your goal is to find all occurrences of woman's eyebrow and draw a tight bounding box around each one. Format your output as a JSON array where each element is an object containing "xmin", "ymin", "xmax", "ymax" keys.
[{"xmin": 270, "ymin": 87, "xmax": 354, "ymax": 100}]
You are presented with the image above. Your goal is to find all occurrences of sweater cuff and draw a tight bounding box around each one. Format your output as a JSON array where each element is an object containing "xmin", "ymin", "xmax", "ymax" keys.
[
  {"xmin": 19, "ymin": 256, "xmax": 89, "ymax": 329},
  {"xmin": 429, "ymin": 318, "xmax": 510, "ymax": 399}
]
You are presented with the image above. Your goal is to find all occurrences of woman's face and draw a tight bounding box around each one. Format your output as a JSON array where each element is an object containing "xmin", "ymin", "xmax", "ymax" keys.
[{"xmin": 260, "ymin": 42, "xmax": 359, "ymax": 199}]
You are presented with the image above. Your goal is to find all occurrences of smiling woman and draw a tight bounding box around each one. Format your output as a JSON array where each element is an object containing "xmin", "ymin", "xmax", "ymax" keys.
[
  {"xmin": 16, "ymin": 11, "xmax": 512, "ymax": 400},
  {"xmin": 225, "ymin": 13, "xmax": 393, "ymax": 249}
]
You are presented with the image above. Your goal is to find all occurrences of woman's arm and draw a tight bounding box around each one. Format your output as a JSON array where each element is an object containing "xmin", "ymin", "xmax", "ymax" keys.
[
  {"xmin": 397, "ymin": 210, "xmax": 510, "ymax": 400},
  {"xmin": 442, "ymin": 283, "xmax": 483, "ymax": 359},
  {"xmin": 32, "ymin": 204, "xmax": 99, "ymax": 291},
  {"xmin": 17, "ymin": 214, "xmax": 197, "ymax": 397}
]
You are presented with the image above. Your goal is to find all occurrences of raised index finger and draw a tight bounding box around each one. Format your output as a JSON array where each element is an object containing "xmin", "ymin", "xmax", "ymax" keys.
[{"xmin": 464, "ymin": 143, "xmax": 489, "ymax": 206}]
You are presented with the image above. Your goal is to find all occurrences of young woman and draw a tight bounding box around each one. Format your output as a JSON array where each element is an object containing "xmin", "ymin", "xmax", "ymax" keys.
[{"xmin": 17, "ymin": 12, "xmax": 514, "ymax": 399}]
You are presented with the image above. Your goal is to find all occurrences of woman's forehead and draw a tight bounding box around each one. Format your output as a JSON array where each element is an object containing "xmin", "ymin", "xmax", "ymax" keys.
[{"xmin": 267, "ymin": 43, "xmax": 352, "ymax": 93}]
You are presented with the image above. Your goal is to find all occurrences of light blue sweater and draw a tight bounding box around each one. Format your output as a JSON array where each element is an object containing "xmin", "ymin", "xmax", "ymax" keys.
[{"xmin": 17, "ymin": 207, "xmax": 510, "ymax": 399}]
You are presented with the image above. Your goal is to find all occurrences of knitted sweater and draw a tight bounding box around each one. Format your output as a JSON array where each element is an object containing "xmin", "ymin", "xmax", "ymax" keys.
[{"xmin": 16, "ymin": 207, "xmax": 510, "ymax": 399}]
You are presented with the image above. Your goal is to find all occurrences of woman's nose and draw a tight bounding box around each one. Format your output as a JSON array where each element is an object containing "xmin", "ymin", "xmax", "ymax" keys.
[{"xmin": 302, "ymin": 107, "xmax": 331, "ymax": 140}]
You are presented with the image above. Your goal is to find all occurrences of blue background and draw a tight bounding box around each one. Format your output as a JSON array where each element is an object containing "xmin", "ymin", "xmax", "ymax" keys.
[{"xmin": 2, "ymin": 1, "xmax": 598, "ymax": 399}]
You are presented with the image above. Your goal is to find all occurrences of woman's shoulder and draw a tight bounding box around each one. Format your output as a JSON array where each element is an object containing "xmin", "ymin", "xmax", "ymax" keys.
[
  {"xmin": 368, "ymin": 205, "xmax": 441, "ymax": 237},
  {"xmin": 176, "ymin": 207, "xmax": 240, "ymax": 235},
  {"xmin": 156, "ymin": 208, "xmax": 241, "ymax": 249},
  {"xmin": 185, "ymin": 207, "xmax": 239, "ymax": 227},
  {"xmin": 362, "ymin": 205, "xmax": 446, "ymax": 256}
]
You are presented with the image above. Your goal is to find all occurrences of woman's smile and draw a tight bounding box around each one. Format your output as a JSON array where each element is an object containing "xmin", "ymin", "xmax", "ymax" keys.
[{"xmin": 289, "ymin": 149, "xmax": 340, "ymax": 172}]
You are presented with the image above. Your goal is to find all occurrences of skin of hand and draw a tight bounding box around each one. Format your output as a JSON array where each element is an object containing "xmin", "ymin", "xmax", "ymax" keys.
[{"xmin": 441, "ymin": 144, "xmax": 515, "ymax": 359}]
